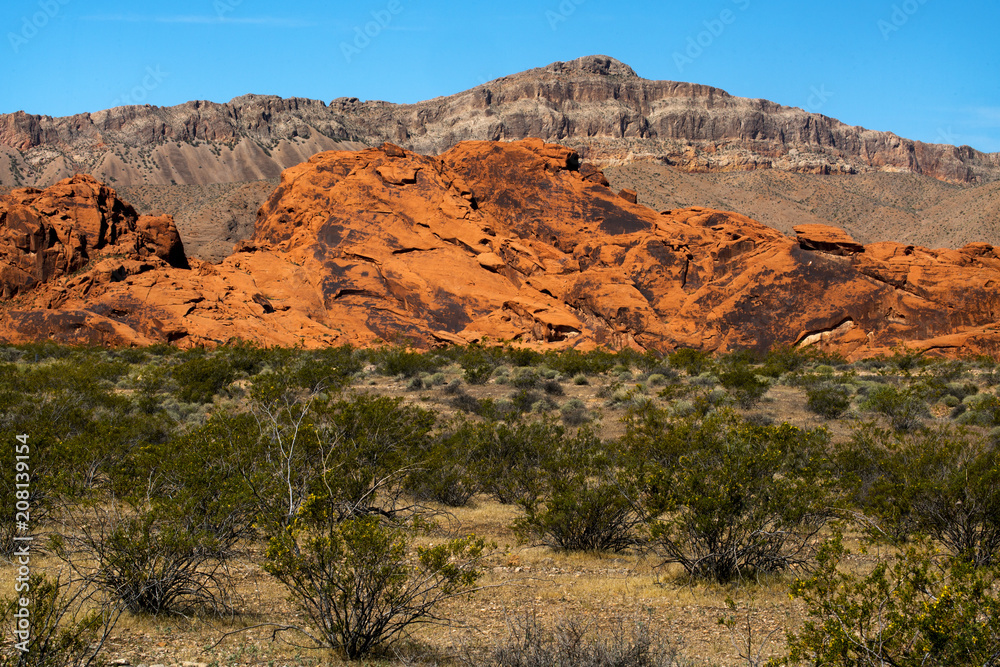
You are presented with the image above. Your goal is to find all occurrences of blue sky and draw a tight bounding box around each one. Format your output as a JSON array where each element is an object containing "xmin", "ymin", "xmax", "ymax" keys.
[{"xmin": 2, "ymin": 0, "xmax": 999, "ymax": 152}]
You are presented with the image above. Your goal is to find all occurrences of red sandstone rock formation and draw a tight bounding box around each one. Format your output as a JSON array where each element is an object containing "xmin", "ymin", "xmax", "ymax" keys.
[
  {"xmin": 0, "ymin": 174, "xmax": 186, "ymax": 299},
  {"xmin": 2, "ymin": 141, "xmax": 1000, "ymax": 358}
]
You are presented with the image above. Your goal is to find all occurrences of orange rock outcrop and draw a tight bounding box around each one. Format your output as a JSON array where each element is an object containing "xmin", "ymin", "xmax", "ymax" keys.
[{"xmin": 2, "ymin": 141, "xmax": 1000, "ymax": 358}]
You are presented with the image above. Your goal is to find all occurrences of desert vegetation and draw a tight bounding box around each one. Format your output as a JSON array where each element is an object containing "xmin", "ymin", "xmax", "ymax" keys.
[{"xmin": 2, "ymin": 342, "xmax": 1000, "ymax": 665}]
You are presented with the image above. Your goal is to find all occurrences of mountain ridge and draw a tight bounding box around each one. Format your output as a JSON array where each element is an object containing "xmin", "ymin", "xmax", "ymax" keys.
[{"xmin": 3, "ymin": 55, "xmax": 998, "ymax": 189}]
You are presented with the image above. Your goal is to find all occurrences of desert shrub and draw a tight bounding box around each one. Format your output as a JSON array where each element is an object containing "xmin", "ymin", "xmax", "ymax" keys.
[
  {"xmin": 806, "ymin": 382, "xmax": 853, "ymax": 419},
  {"xmin": 479, "ymin": 613, "xmax": 685, "ymax": 667},
  {"xmin": 836, "ymin": 425, "xmax": 1000, "ymax": 564},
  {"xmin": 757, "ymin": 346, "xmax": 812, "ymax": 378},
  {"xmin": 307, "ymin": 393, "xmax": 436, "ymax": 521},
  {"xmin": 219, "ymin": 385, "xmax": 434, "ymax": 529},
  {"xmin": 511, "ymin": 367, "xmax": 542, "ymax": 389},
  {"xmin": 538, "ymin": 378, "xmax": 563, "ymax": 396},
  {"xmin": 470, "ymin": 419, "xmax": 562, "ymax": 506},
  {"xmin": 573, "ymin": 373, "xmax": 590, "ymax": 385},
  {"xmin": 0, "ymin": 364, "xmax": 176, "ymax": 552},
  {"xmin": 373, "ymin": 346, "xmax": 442, "ymax": 378},
  {"xmin": 559, "ymin": 398, "xmax": 591, "ymax": 426},
  {"xmin": 404, "ymin": 426, "xmax": 480, "ymax": 507},
  {"xmin": 956, "ymin": 393, "xmax": 1000, "ymax": 428},
  {"xmin": 407, "ymin": 376, "xmax": 424, "ymax": 391},
  {"xmin": 646, "ymin": 373, "xmax": 667, "ymax": 387},
  {"xmin": 56, "ymin": 416, "xmax": 256, "ymax": 615},
  {"xmin": 689, "ymin": 372, "xmax": 719, "ymax": 387},
  {"xmin": 860, "ymin": 384, "xmax": 929, "ymax": 431},
  {"xmin": 668, "ymin": 348, "xmax": 713, "ymax": 376},
  {"xmin": 718, "ymin": 366, "xmax": 769, "ymax": 409},
  {"xmin": 426, "ymin": 372, "xmax": 446, "ymax": 387},
  {"xmin": 457, "ymin": 346, "xmax": 498, "ymax": 385},
  {"xmin": 451, "ymin": 392, "xmax": 483, "ymax": 414},
  {"xmin": 783, "ymin": 536, "xmax": 1000, "ymax": 667},
  {"xmin": 53, "ymin": 503, "xmax": 242, "ymax": 616},
  {"xmin": 477, "ymin": 398, "xmax": 521, "ymax": 422},
  {"xmin": 501, "ymin": 346, "xmax": 543, "ymax": 368},
  {"xmin": 217, "ymin": 340, "xmax": 276, "ymax": 377},
  {"xmin": 0, "ymin": 574, "xmax": 119, "ymax": 667},
  {"xmin": 981, "ymin": 368, "xmax": 1000, "ymax": 387},
  {"xmin": 832, "ymin": 423, "xmax": 917, "ymax": 544},
  {"xmin": 515, "ymin": 430, "xmax": 642, "ymax": 553},
  {"xmin": 543, "ymin": 348, "xmax": 617, "ymax": 376},
  {"xmin": 444, "ymin": 378, "xmax": 464, "ymax": 395},
  {"xmin": 627, "ymin": 409, "xmax": 830, "ymax": 583},
  {"xmin": 293, "ymin": 344, "xmax": 363, "ymax": 390},
  {"xmin": 171, "ymin": 353, "xmax": 236, "ymax": 403},
  {"xmin": 945, "ymin": 381, "xmax": 978, "ymax": 401},
  {"xmin": 597, "ymin": 381, "xmax": 622, "ymax": 399},
  {"xmin": 510, "ymin": 388, "xmax": 544, "ymax": 413},
  {"xmin": 265, "ymin": 515, "xmax": 489, "ymax": 659}
]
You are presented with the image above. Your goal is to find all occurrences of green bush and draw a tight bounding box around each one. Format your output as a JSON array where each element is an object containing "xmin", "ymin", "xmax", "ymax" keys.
[
  {"xmin": 860, "ymin": 384, "xmax": 929, "ymax": 431},
  {"xmin": 469, "ymin": 419, "xmax": 562, "ymax": 506},
  {"xmin": 405, "ymin": 427, "xmax": 480, "ymax": 507},
  {"xmin": 53, "ymin": 500, "xmax": 245, "ymax": 615},
  {"xmin": 806, "ymin": 382, "xmax": 853, "ymax": 419},
  {"xmin": 511, "ymin": 367, "xmax": 542, "ymax": 389},
  {"xmin": 293, "ymin": 344, "xmax": 363, "ymax": 390},
  {"xmin": 628, "ymin": 409, "xmax": 829, "ymax": 583},
  {"xmin": 264, "ymin": 515, "xmax": 489, "ymax": 659},
  {"xmin": 542, "ymin": 348, "xmax": 617, "ymax": 376},
  {"xmin": 956, "ymin": 394, "xmax": 1000, "ymax": 428},
  {"xmin": 667, "ymin": 348, "xmax": 713, "ymax": 376},
  {"xmin": 783, "ymin": 536, "xmax": 1000, "ymax": 667},
  {"xmin": 559, "ymin": 398, "xmax": 591, "ymax": 426},
  {"xmin": 0, "ymin": 574, "xmax": 117, "ymax": 667},
  {"xmin": 171, "ymin": 353, "xmax": 236, "ymax": 403},
  {"xmin": 836, "ymin": 425, "xmax": 1000, "ymax": 565},
  {"xmin": 308, "ymin": 393, "xmax": 436, "ymax": 522},
  {"xmin": 718, "ymin": 366, "xmax": 770, "ymax": 409},
  {"xmin": 373, "ymin": 346, "xmax": 442, "ymax": 378},
  {"xmin": 458, "ymin": 346, "xmax": 499, "ymax": 385},
  {"xmin": 515, "ymin": 430, "xmax": 641, "ymax": 553}
]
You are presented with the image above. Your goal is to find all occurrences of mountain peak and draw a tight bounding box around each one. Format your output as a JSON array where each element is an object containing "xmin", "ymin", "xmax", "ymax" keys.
[{"xmin": 543, "ymin": 55, "xmax": 638, "ymax": 78}]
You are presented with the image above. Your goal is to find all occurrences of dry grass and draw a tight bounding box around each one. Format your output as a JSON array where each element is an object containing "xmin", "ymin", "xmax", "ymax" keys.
[
  {"xmin": 2, "ymin": 361, "xmax": 962, "ymax": 666},
  {"xmin": 2, "ymin": 496, "xmax": 822, "ymax": 666}
]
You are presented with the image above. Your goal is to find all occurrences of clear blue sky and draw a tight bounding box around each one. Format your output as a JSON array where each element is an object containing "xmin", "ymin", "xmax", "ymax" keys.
[{"xmin": 2, "ymin": 0, "xmax": 999, "ymax": 152}]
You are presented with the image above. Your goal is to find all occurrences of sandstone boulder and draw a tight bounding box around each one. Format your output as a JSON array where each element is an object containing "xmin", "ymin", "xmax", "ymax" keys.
[{"xmin": 795, "ymin": 224, "xmax": 865, "ymax": 256}]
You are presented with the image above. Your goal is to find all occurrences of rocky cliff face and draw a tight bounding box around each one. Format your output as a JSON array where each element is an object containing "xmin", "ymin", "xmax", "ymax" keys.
[
  {"xmin": 2, "ymin": 56, "xmax": 997, "ymax": 188},
  {"xmin": 2, "ymin": 140, "xmax": 999, "ymax": 358},
  {"xmin": 0, "ymin": 174, "xmax": 186, "ymax": 299}
]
